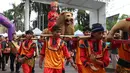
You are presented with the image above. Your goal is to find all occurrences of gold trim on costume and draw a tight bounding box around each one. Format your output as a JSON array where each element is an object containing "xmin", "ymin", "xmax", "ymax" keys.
[{"xmin": 48, "ymin": 38, "xmax": 62, "ymax": 51}]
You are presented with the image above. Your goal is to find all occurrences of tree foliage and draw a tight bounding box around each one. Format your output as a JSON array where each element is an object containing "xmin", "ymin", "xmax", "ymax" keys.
[
  {"xmin": 3, "ymin": 11, "xmax": 13, "ymax": 20},
  {"xmin": 119, "ymin": 14, "xmax": 129, "ymax": 20},
  {"xmin": 106, "ymin": 14, "xmax": 129, "ymax": 30},
  {"xmin": 74, "ymin": 24, "xmax": 83, "ymax": 31},
  {"xmin": 59, "ymin": 6, "xmax": 75, "ymax": 12},
  {"xmin": 77, "ymin": 10, "xmax": 89, "ymax": 30},
  {"xmin": 3, "ymin": 3, "xmax": 25, "ymax": 31}
]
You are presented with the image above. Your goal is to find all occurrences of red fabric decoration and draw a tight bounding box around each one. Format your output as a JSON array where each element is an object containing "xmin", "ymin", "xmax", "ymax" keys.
[{"xmin": 126, "ymin": 18, "xmax": 130, "ymax": 21}]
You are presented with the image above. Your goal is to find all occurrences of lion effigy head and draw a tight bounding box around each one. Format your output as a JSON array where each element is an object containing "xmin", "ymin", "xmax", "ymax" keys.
[
  {"xmin": 56, "ymin": 12, "xmax": 74, "ymax": 35},
  {"xmin": 57, "ymin": 12, "xmax": 74, "ymax": 26},
  {"xmin": 42, "ymin": 12, "xmax": 74, "ymax": 35}
]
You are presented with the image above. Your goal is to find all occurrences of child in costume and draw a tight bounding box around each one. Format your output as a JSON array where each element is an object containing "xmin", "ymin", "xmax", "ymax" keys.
[
  {"xmin": 76, "ymin": 23, "xmax": 110, "ymax": 73},
  {"xmin": 48, "ymin": 1, "xmax": 59, "ymax": 31},
  {"xmin": 16, "ymin": 30, "xmax": 36, "ymax": 73},
  {"xmin": 39, "ymin": 25, "xmax": 77, "ymax": 73}
]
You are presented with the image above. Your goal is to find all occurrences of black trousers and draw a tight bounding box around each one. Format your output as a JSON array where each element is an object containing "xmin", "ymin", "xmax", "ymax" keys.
[
  {"xmin": 10, "ymin": 53, "xmax": 21, "ymax": 72},
  {"xmin": 0, "ymin": 53, "xmax": 6, "ymax": 70},
  {"xmin": 5, "ymin": 53, "xmax": 10, "ymax": 64}
]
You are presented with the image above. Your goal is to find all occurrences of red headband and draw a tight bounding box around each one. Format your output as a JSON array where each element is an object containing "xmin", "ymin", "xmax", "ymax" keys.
[{"xmin": 50, "ymin": 1, "xmax": 58, "ymax": 7}]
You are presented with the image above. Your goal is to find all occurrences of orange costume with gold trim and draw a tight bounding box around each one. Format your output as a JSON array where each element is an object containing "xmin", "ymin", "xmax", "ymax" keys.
[
  {"xmin": 17, "ymin": 40, "xmax": 36, "ymax": 73},
  {"xmin": 76, "ymin": 39, "xmax": 110, "ymax": 73},
  {"xmin": 40, "ymin": 37, "xmax": 70, "ymax": 73},
  {"xmin": 111, "ymin": 41, "xmax": 130, "ymax": 73},
  {"xmin": 106, "ymin": 17, "xmax": 130, "ymax": 73}
]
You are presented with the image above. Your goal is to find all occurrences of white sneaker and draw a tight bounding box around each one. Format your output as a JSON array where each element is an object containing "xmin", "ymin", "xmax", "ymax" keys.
[{"xmin": 6, "ymin": 64, "xmax": 8, "ymax": 66}]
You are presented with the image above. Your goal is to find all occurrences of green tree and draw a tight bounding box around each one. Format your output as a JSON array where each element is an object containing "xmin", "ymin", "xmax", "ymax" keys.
[
  {"xmin": 3, "ymin": 11, "xmax": 13, "ymax": 20},
  {"xmin": 74, "ymin": 24, "xmax": 83, "ymax": 31},
  {"xmin": 77, "ymin": 10, "xmax": 89, "ymax": 29},
  {"xmin": 106, "ymin": 14, "xmax": 129, "ymax": 31},
  {"xmin": 106, "ymin": 19, "xmax": 117, "ymax": 31},
  {"xmin": 59, "ymin": 6, "xmax": 75, "ymax": 12},
  {"xmin": 119, "ymin": 14, "xmax": 129, "ymax": 20},
  {"xmin": 3, "ymin": 3, "xmax": 24, "ymax": 31},
  {"xmin": 9, "ymin": 3, "xmax": 24, "ymax": 22},
  {"xmin": 106, "ymin": 14, "xmax": 119, "ymax": 30}
]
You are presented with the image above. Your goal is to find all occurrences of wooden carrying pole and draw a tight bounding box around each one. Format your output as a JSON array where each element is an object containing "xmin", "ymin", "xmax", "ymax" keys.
[
  {"xmin": 41, "ymin": 34, "xmax": 91, "ymax": 39},
  {"xmin": 14, "ymin": 34, "xmax": 130, "ymax": 44},
  {"xmin": 15, "ymin": 34, "xmax": 91, "ymax": 40},
  {"xmin": 41, "ymin": 34, "xmax": 130, "ymax": 44}
]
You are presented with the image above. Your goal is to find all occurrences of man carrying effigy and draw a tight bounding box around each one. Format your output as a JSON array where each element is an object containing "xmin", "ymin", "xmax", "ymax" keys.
[
  {"xmin": 107, "ymin": 18, "xmax": 130, "ymax": 73},
  {"xmin": 76, "ymin": 23, "xmax": 110, "ymax": 73}
]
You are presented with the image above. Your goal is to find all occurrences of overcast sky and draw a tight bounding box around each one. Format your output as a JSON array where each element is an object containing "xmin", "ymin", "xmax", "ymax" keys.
[
  {"xmin": 106, "ymin": 0, "xmax": 130, "ymax": 17},
  {"xmin": 0, "ymin": 0, "xmax": 37, "ymax": 28},
  {"xmin": 0, "ymin": 0, "xmax": 21, "ymax": 13}
]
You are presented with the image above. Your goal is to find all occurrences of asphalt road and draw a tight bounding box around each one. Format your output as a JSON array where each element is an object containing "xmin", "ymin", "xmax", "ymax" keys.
[{"xmin": 0, "ymin": 58, "xmax": 114, "ymax": 73}]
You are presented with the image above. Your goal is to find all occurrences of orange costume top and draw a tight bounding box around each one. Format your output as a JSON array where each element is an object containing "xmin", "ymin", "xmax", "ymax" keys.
[
  {"xmin": 48, "ymin": 11, "xmax": 59, "ymax": 31},
  {"xmin": 76, "ymin": 39, "xmax": 110, "ymax": 73},
  {"xmin": 40, "ymin": 37, "xmax": 70, "ymax": 69},
  {"xmin": 17, "ymin": 40, "xmax": 36, "ymax": 67},
  {"xmin": 111, "ymin": 41, "xmax": 130, "ymax": 68}
]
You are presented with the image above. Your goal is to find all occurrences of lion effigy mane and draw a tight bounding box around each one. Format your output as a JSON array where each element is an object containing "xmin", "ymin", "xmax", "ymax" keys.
[
  {"xmin": 107, "ymin": 18, "xmax": 130, "ymax": 41},
  {"xmin": 42, "ymin": 12, "xmax": 74, "ymax": 35}
]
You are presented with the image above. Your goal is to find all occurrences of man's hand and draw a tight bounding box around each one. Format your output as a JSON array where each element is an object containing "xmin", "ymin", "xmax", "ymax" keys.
[
  {"xmin": 71, "ymin": 63, "xmax": 77, "ymax": 71},
  {"xmin": 51, "ymin": 14, "xmax": 58, "ymax": 20},
  {"xmin": 95, "ymin": 60, "xmax": 104, "ymax": 66},
  {"xmin": 39, "ymin": 60, "xmax": 43, "ymax": 69},
  {"xmin": 106, "ymin": 34, "xmax": 114, "ymax": 42},
  {"xmin": 90, "ymin": 54, "xmax": 96, "ymax": 62},
  {"xmin": 89, "ymin": 63, "xmax": 99, "ymax": 71},
  {"xmin": 17, "ymin": 57, "xmax": 26, "ymax": 63}
]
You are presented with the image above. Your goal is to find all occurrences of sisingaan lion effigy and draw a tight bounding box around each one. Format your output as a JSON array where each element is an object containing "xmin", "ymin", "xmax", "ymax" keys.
[{"xmin": 42, "ymin": 12, "xmax": 74, "ymax": 35}]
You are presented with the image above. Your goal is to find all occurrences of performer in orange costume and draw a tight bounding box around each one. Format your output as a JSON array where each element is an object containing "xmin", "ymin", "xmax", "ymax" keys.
[
  {"xmin": 39, "ymin": 25, "xmax": 77, "ymax": 73},
  {"xmin": 48, "ymin": 1, "xmax": 59, "ymax": 31},
  {"xmin": 75, "ymin": 26, "xmax": 91, "ymax": 73},
  {"xmin": 76, "ymin": 23, "xmax": 110, "ymax": 73},
  {"xmin": 107, "ymin": 18, "xmax": 130, "ymax": 73},
  {"xmin": 17, "ymin": 30, "xmax": 36, "ymax": 73}
]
